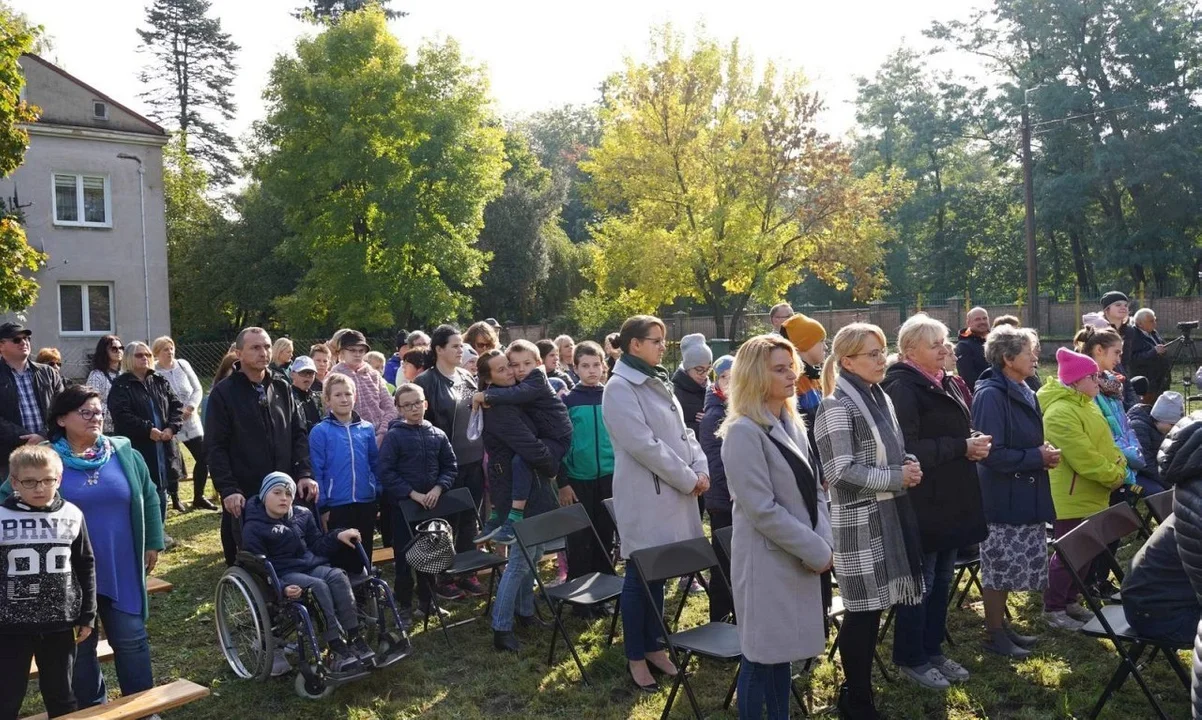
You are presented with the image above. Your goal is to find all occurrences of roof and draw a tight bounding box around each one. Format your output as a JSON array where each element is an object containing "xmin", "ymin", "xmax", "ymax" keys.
[{"xmin": 21, "ymin": 53, "xmax": 167, "ymax": 136}]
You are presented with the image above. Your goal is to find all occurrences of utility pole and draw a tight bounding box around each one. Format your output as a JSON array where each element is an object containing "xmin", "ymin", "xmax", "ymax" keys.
[{"xmin": 1022, "ymin": 93, "xmax": 1038, "ymax": 329}]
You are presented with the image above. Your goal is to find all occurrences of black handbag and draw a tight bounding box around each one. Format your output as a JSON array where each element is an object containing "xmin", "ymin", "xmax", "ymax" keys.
[{"xmin": 402, "ymin": 518, "xmax": 455, "ymax": 574}]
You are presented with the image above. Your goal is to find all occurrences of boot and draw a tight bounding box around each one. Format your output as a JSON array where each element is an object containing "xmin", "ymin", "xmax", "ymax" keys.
[
  {"xmin": 170, "ymin": 492, "xmax": 186, "ymax": 514},
  {"xmin": 1003, "ymin": 621, "xmax": 1039, "ymax": 649},
  {"xmin": 838, "ymin": 683, "xmax": 885, "ymax": 720},
  {"xmin": 493, "ymin": 630, "xmax": 520, "ymax": 653},
  {"xmin": 192, "ymin": 496, "xmax": 218, "ymax": 511},
  {"xmin": 982, "ymin": 627, "xmax": 1032, "ymax": 659}
]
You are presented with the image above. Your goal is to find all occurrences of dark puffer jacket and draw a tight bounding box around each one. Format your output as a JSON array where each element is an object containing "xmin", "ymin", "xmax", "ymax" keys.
[
  {"xmin": 883, "ymin": 362, "xmax": 987, "ymax": 552},
  {"xmin": 1127, "ymin": 404, "xmax": 1167, "ymax": 492},
  {"xmin": 376, "ymin": 418, "xmax": 457, "ymax": 502},
  {"xmin": 672, "ymin": 368, "xmax": 707, "ymax": 439},
  {"xmin": 1157, "ymin": 412, "xmax": 1202, "ymax": 718},
  {"xmin": 239, "ymin": 497, "xmax": 343, "ymax": 576},
  {"xmin": 483, "ymin": 404, "xmax": 558, "ymax": 517},
  {"xmin": 698, "ymin": 386, "xmax": 729, "ymax": 512}
]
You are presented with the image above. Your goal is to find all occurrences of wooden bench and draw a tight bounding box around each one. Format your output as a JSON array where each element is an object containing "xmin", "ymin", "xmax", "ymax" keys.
[
  {"xmin": 31, "ymin": 640, "xmax": 112, "ymax": 679},
  {"xmin": 372, "ymin": 546, "xmax": 395, "ymax": 565},
  {"xmin": 146, "ymin": 576, "xmax": 172, "ymax": 594},
  {"xmin": 22, "ymin": 678, "xmax": 208, "ymax": 720}
]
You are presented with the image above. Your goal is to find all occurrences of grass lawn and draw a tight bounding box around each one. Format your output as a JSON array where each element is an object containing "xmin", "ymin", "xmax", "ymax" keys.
[{"xmin": 18, "ymin": 451, "xmax": 1193, "ymax": 720}]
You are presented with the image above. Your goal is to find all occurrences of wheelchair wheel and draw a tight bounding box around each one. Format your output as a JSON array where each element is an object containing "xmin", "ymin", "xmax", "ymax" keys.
[
  {"xmin": 294, "ymin": 669, "xmax": 333, "ymax": 700},
  {"xmin": 216, "ymin": 566, "xmax": 276, "ymax": 681}
]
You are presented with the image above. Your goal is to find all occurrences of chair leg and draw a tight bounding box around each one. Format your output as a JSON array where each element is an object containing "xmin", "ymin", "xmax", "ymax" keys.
[
  {"xmin": 948, "ymin": 564, "xmax": 968, "ymax": 605},
  {"xmin": 723, "ymin": 662, "xmax": 739, "ymax": 710},
  {"xmin": 828, "ymin": 616, "xmax": 843, "ymax": 661},
  {"xmin": 676, "ymin": 652, "xmax": 706, "ymax": 720},
  {"xmin": 877, "ymin": 606, "xmax": 896, "ymax": 643},
  {"xmin": 547, "ymin": 601, "xmax": 565, "ymax": 666},
  {"xmin": 430, "ymin": 596, "xmax": 452, "ymax": 648},
  {"xmin": 671, "ymin": 574, "xmax": 692, "ymax": 631},
  {"xmin": 874, "ymin": 647, "xmax": 894, "ymax": 683},
  {"xmin": 791, "ymin": 679, "xmax": 809, "ymax": 717},
  {"xmin": 553, "ymin": 602, "xmax": 591, "ymax": 685},
  {"xmin": 1159, "ymin": 642, "xmax": 1192, "ymax": 691},
  {"xmin": 1089, "ymin": 643, "xmax": 1169, "ymax": 720},
  {"xmin": 482, "ymin": 568, "xmax": 498, "ymax": 616},
  {"xmin": 660, "ymin": 651, "xmax": 691, "ymax": 720},
  {"xmin": 606, "ymin": 597, "xmax": 622, "ymax": 647}
]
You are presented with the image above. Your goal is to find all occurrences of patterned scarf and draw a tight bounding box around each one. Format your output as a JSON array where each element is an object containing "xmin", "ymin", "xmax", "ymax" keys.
[{"xmin": 51, "ymin": 435, "xmax": 114, "ymax": 472}]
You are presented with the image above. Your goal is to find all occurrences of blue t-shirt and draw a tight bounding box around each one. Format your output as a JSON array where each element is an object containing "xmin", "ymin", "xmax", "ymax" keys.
[{"xmin": 60, "ymin": 461, "xmax": 141, "ymax": 616}]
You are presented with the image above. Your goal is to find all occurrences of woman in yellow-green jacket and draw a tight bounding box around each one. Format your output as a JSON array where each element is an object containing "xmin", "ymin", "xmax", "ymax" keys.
[{"xmin": 1036, "ymin": 347, "xmax": 1127, "ymax": 629}]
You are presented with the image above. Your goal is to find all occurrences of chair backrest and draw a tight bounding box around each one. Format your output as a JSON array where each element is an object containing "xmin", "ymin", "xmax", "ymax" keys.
[
  {"xmin": 514, "ymin": 503, "xmax": 593, "ymax": 548},
  {"xmin": 399, "ymin": 486, "xmax": 475, "ymax": 524},
  {"xmin": 1053, "ymin": 502, "xmax": 1142, "ymax": 576},
  {"xmin": 630, "ymin": 536, "xmax": 718, "ymax": 584},
  {"xmin": 1091, "ymin": 501, "xmax": 1144, "ymax": 548},
  {"xmin": 1145, "ymin": 488, "xmax": 1174, "ymax": 524},
  {"xmin": 714, "ymin": 524, "xmax": 733, "ymax": 562},
  {"xmin": 602, "ymin": 497, "xmax": 617, "ymax": 526}
]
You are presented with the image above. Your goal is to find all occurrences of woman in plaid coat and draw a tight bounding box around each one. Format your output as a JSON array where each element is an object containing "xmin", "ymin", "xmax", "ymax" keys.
[{"xmin": 814, "ymin": 323, "xmax": 926, "ymax": 720}]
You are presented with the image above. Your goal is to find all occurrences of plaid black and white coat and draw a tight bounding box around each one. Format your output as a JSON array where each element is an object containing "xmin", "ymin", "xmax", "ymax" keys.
[{"xmin": 814, "ymin": 377, "xmax": 908, "ymax": 613}]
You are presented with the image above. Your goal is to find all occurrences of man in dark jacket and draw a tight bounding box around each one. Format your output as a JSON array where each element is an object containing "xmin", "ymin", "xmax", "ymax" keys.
[
  {"xmin": 205, "ymin": 327, "xmax": 316, "ymax": 566},
  {"xmin": 1128, "ymin": 308, "xmax": 1170, "ymax": 399},
  {"xmin": 0, "ymin": 323, "xmax": 65, "ymax": 477},
  {"xmin": 954, "ymin": 307, "xmax": 990, "ymax": 389}
]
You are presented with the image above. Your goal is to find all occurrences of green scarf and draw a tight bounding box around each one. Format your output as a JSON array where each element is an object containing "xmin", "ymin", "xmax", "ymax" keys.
[{"xmin": 620, "ymin": 353, "xmax": 672, "ymax": 388}]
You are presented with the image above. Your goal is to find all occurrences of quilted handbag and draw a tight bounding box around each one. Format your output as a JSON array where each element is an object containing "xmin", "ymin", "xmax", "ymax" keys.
[{"xmin": 402, "ymin": 518, "xmax": 455, "ymax": 574}]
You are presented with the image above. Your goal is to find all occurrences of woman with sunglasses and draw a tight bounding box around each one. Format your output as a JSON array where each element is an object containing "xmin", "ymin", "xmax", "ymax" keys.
[
  {"xmin": 85, "ymin": 335, "xmax": 124, "ymax": 432},
  {"xmin": 107, "ymin": 342, "xmax": 183, "ymax": 533},
  {"xmin": 1037, "ymin": 347, "xmax": 1129, "ymax": 629},
  {"xmin": 0, "ymin": 384, "xmax": 164, "ymax": 709}
]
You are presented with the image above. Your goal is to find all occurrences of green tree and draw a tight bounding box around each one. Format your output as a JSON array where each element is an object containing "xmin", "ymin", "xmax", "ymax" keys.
[
  {"xmin": 254, "ymin": 9, "xmax": 505, "ymax": 333},
  {"xmin": 0, "ymin": 8, "xmax": 44, "ymax": 313},
  {"xmin": 584, "ymin": 26, "xmax": 908, "ymax": 337},
  {"xmin": 295, "ymin": 0, "xmax": 404, "ymax": 23},
  {"xmin": 137, "ymin": 0, "xmax": 240, "ymax": 185},
  {"xmin": 521, "ymin": 104, "xmax": 601, "ymax": 243}
]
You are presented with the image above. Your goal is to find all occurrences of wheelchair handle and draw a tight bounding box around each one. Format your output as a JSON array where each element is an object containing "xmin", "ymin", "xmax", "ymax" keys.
[{"xmin": 353, "ymin": 539, "xmax": 372, "ymax": 572}]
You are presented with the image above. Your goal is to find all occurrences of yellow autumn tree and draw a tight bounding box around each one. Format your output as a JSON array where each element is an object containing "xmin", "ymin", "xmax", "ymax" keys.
[{"xmin": 583, "ymin": 25, "xmax": 909, "ymax": 337}]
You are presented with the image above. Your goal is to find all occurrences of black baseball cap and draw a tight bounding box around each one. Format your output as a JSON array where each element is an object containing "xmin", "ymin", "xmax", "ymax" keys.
[
  {"xmin": 339, "ymin": 330, "xmax": 369, "ymax": 350},
  {"xmin": 0, "ymin": 322, "xmax": 31, "ymax": 340}
]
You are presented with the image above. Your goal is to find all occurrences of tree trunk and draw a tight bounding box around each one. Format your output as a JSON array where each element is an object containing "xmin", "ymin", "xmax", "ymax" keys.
[{"xmin": 1068, "ymin": 227, "xmax": 1094, "ymax": 296}]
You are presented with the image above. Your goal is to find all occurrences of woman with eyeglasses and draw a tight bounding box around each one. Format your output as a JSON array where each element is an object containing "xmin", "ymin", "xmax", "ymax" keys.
[
  {"xmin": 813, "ymin": 323, "xmax": 926, "ymax": 719},
  {"xmin": 152, "ymin": 336, "xmax": 216, "ymax": 512},
  {"xmin": 603, "ymin": 314, "xmax": 709, "ymax": 692},
  {"xmin": 85, "ymin": 335, "xmax": 124, "ymax": 432},
  {"xmin": 0, "ymin": 383, "xmax": 164, "ymax": 708},
  {"xmin": 1038, "ymin": 347, "xmax": 1128, "ymax": 628},
  {"xmin": 107, "ymin": 342, "xmax": 183, "ymax": 532}
]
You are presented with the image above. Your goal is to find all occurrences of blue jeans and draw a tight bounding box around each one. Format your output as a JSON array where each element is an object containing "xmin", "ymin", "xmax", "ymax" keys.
[
  {"xmin": 74, "ymin": 595, "xmax": 153, "ymax": 707},
  {"xmin": 892, "ymin": 548, "xmax": 957, "ymax": 668},
  {"xmin": 492, "ymin": 542, "xmax": 544, "ymax": 632},
  {"xmin": 737, "ymin": 659, "xmax": 792, "ymax": 720},
  {"xmin": 1125, "ymin": 602, "xmax": 1200, "ymax": 647},
  {"xmin": 510, "ymin": 437, "xmax": 568, "ymax": 504},
  {"xmin": 621, "ymin": 564, "xmax": 666, "ymax": 660},
  {"xmin": 280, "ymin": 566, "xmax": 359, "ymax": 642}
]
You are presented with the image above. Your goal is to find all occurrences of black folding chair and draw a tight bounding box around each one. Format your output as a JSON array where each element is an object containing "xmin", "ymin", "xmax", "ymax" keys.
[
  {"xmin": 630, "ymin": 537, "xmax": 741, "ymax": 720},
  {"xmin": 398, "ymin": 487, "xmax": 508, "ymax": 646},
  {"xmin": 512, "ymin": 503, "xmax": 624, "ymax": 685},
  {"xmin": 602, "ymin": 498, "xmax": 623, "ymax": 568},
  {"xmin": 1144, "ymin": 488, "xmax": 1174, "ymax": 527},
  {"xmin": 1051, "ymin": 502, "xmax": 1190, "ymax": 719},
  {"xmin": 603, "ymin": 497, "xmax": 701, "ymax": 631}
]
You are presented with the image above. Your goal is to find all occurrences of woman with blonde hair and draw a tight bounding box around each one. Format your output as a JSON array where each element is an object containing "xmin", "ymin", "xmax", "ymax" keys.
[
  {"xmin": 814, "ymin": 323, "xmax": 925, "ymax": 719},
  {"xmin": 152, "ymin": 336, "xmax": 216, "ymax": 511},
  {"xmin": 270, "ymin": 338, "xmax": 294, "ymax": 376},
  {"xmin": 720, "ymin": 335, "xmax": 832, "ymax": 719}
]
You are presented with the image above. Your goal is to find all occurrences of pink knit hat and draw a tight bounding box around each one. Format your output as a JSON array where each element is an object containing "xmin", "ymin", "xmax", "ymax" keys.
[{"xmin": 1057, "ymin": 347, "xmax": 1099, "ymax": 386}]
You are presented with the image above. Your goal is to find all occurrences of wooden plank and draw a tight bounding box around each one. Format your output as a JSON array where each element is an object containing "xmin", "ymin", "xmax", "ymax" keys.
[
  {"xmin": 372, "ymin": 546, "xmax": 395, "ymax": 565},
  {"xmin": 21, "ymin": 678, "xmax": 208, "ymax": 720},
  {"xmin": 31, "ymin": 640, "xmax": 112, "ymax": 679},
  {"xmin": 146, "ymin": 576, "xmax": 172, "ymax": 594}
]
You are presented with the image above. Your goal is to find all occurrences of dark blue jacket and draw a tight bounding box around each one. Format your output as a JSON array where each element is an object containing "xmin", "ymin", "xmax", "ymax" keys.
[
  {"xmin": 971, "ymin": 367, "xmax": 1056, "ymax": 525},
  {"xmin": 384, "ymin": 353, "xmax": 402, "ymax": 386},
  {"xmin": 955, "ymin": 331, "xmax": 989, "ymax": 389},
  {"xmin": 240, "ymin": 498, "xmax": 342, "ymax": 576},
  {"xmin": 376, "ymin": 418, "xmax": 457, "ymax": 502},
  {"xmin": 483, "ymin": 367, "xmax": 573, "ymax": 443},
  {"xmin": 1127, "ymin": 404, "xmax": 1167, "ymax": 492},
  {"xmin": 699, "ymin": 387, "xmax": 730, "ymax": 512},
  {"xmin": 483, "ymin": 404, "xmax": 558, "ymax": 517}
]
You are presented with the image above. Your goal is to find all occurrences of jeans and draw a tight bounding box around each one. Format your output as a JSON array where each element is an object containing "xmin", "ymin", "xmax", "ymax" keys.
[
  {"xmin": 621, "ymin": 564, "xmax": 666, "ymax": 660},
  {"xmin": 0, "ymin": 629, "xmax": 77, "ymax": 719},
  {"xmin": 279, "ymin": 566, "xmax": 359, "ymax": 642},
  {"xmin": 75, "ymin": 595, "xmax": 153, "ymax": 708},
  {"xmin": 737, "ymin": 659, "xmax": 792, "ymax": 720},
  {"xmin": 1125, "ymin": 602, "xmax": 1200, "ymax": 647},
  {"xmin": 892, "ymin": 548, "xmax": 957, "ymax": 667},
  {"xmin": 492, "ymin": 541, "xmax": 544, "ymax": 632}
]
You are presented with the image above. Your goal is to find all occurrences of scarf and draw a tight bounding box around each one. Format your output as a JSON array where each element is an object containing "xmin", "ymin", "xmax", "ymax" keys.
[
  {"xmin": 835, "ymin": 373, "xmax": 925, "ymax": 606},
  {"xmin": 620, "ymin": 353, "xmax": 673, "ymax": 390},
  {"xmin": 51, "ymin": 435, "xmax": 114, "ymax": 472},
  {"xmin": 1097, "ymin": 370, "xmax": 1126, "ymax": 400}
]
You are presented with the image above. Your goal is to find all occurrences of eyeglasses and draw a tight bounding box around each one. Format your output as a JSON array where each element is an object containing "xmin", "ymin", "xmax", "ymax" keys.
[
  {"xmin": 16, "ymin": 478, "xmax": 57, "ymax": 490},
  {"xmin": 638, "ymin": 337, "xmax": 666, "ymax": 347},
  {"xmin": 109, "ymin": 346, "xmax": 123, "ymax": 352},
  {"xmin": 75, "ymin": 406, "xmax": 106, "ymax": 421},
  {"xmin": 848, "ymin": 350, "xmax": 886, "ymax": 361},
  {"xmin": 688, "ymin": 366, "xmax": 712, "ymax": 375},
  {"xmin": 397, "ymin": 401, "xmax": 424, "ymax": 412},
  {"xmin": 133, "ymin": 353, "xmax": 152, "ymax": 359},
  {"xmin": 7, "ymin": 336, "xmax": 30, "ymax": 344}
]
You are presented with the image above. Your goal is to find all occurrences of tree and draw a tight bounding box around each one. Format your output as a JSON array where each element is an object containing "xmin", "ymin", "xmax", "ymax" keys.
[
  {"xmin": 137, "ymin": 0, "xmax": 240, "ymax": 185},
  {"xmin": 0, "ymin": 8, "xmax": 45, "ymax": 313},
  {"xmin": 522, "ymin": 104, "xmax": 601, "ymax": 243},
  {"xmin": 584, "ymin": 26, "xmax": 908, "ymax": 337},
  {"xmin": 254, "ymin": 9, "xmax": 505, "ymax": 333},
  {"xmin": 295, "ymin": 0, "xmax": 405, "ymax": 22}
]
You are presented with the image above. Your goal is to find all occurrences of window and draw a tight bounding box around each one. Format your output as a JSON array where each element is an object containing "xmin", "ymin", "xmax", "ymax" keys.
[
  {"xmin": 52, "ymin": 173, "xmax": 111, "ymax": 227},
  {"xmin": 91, "ymin": 101, "xmax": 108, "ymax": 120},
  {"xmin": 59, "ymin": 283, "xmax": 113, "ymax": 335}
]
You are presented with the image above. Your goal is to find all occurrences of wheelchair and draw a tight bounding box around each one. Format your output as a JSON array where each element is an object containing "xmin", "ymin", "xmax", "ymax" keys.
[{"xmin": 215, "ymin": 540, "xmax": 412, "ymax": 699}]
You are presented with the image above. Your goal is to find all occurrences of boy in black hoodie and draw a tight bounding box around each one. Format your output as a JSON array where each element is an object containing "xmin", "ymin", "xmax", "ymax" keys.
[
  {"xmin": 1, "ymin": 445, "xmax": 96, "ymax": 720},
  {"xmin": 471, "ymin": 340, "xmax": 572, "ymax": 544}
]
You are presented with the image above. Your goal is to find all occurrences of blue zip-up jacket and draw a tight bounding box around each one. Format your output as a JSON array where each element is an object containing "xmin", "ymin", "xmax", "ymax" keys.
[
  {"xmin": 309, "ymin": 411, "xmax": 379, "ymax": 512},
  {"xmin": 376, "ymin": 418, "xmax": 458, "ymax": 502},
  {"xmin": 384, "ymin": 353, "xmax": 402, "ymax": 386},
  {"xmin": 240, "ymin": 498, "xmax": 343, "ymax": 576},
  {"xmin": 562, "ymin": 383, "xmax": 614, "ymax": 481}
]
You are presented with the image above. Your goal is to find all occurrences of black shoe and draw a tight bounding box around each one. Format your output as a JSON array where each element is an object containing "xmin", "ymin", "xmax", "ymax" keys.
[
  {"xmin": 517, "ymin": 613, "xmax": 550, "ymax": 629},
  {"xmin": 629, "ymin": 672, "xmax": 659, "ymax": 694},
  {"xmin": 350, "ymin": 636, "xmax": 376, "ymax": 663},
  {"xmin": 837, "ymin": 684, "xmax": 884, "ymax": 720},
  {"xmin": 170, "ymin": 493, "xmax": 187, "ymax": 513},
  {"xmin": 192, "ymin": 496, "xmax": 218, "ymax": 511},
  {"xmin": 493, "ymin": 630, "xmax": 521, "ymax": 652},
  {"xmin": 1092, "ymin": 578, "xmax": 1121, "ymax": 601}
]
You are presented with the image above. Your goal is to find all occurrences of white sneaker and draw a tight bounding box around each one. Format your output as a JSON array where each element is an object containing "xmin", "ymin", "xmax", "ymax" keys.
[
  {"xmin": 1043, "ymin": 610, "xmax": 1085, "ymax": 630},
  {"xmin": 1065, "ymin": 603, "xmax": 1094, "ymax": 623},
  {"xmin": 270, "ymin": 649, "xmax": 291, "ymax": 677},
  {"xmin": 897, "ymin": 664, "xmax": 950, "ymax": 690},
  {"xmin": 930, "ymin": 655, "xmax": 969, "ymax": 683}
]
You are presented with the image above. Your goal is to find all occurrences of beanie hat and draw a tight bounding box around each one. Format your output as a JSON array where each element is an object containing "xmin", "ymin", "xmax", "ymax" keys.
[
  {"xmin": 1130, "ymin": 376, "xmax": 1149, "ymax": 397},
  {"xmin": 680, "ymin": 333, "xmax": 713, "ymax": 370},
  {"xmin": 1056, "ymin": 347, "xmax": 1099, "ymax": 386},
  {"xmin": 713, "ymin": 355, "xmax": 735, "ymax": 378},
  {"xmin": 1152, "ymin": 391, "xmax": 1185, "ymax": 425},
  {"xmin": 461, "ymin": 345, "xmax": 479, "ymax": 367},
  {"xmin": 1100, "ymin": 291, "xmax": 1129, "ymax": 310},
  {"xmin": 260, "ymin": 472, "xmax": 296, "ymax": 503},
  {"xmin": 782, "ymin": 313, "xmax": 827, "ymax": 352}
]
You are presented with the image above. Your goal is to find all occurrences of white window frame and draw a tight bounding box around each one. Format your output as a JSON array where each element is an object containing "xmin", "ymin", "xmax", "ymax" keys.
[
  {"xmin": 51, "ymin": 173, "xmax": 112, "ymax": 228},
  {"xmin": 57, "ymin": 282, "xmax": 115, "ymax": 337}
]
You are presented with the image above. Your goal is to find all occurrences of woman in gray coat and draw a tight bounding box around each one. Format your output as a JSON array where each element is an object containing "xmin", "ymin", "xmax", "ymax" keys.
[
  {"xmin": 602, "ymin": 314, "xmax": 709, "ymax": 692},
  {"xmin": 721, "ymin": 334, "xmax": 833, "ymax": 720}
]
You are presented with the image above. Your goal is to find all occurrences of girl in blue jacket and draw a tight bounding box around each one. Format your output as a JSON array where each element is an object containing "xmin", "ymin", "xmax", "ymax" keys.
[{"xmin": 310, "ymin": 372, "xmax": 380, "ymax": 574}]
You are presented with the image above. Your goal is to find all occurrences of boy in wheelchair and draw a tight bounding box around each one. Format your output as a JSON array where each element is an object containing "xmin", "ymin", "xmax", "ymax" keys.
[{"xmin": 241, "ymin": 472, "xmax": 374, "ymax": 671}]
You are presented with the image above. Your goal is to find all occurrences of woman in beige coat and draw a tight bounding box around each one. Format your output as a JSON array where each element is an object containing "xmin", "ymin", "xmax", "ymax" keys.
[
  {"xmin": 721, "ymin": 334, "xmax": 834, "ymax": 719},
  {"xmin": 602, "ymin": 314, "xmax": 709, "ymax": 692}
]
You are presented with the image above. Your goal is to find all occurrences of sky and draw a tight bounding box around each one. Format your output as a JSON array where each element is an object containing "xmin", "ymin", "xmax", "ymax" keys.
[{"xmin": 15, "ymin": 0, "xmax": 987, "ymax": 147}]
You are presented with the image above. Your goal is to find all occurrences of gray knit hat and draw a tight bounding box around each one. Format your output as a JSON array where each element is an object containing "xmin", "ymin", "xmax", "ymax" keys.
[
  {"xmin": 1152, "ymin": 391, "xmax": 1185, "ymax": 425},
  {"xmin": 680, "ymin": 333, "xmax": 713, "ymax": 370}
]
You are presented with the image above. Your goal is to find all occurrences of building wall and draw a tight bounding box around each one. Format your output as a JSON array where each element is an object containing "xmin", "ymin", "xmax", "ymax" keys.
[{"xmin": 20, "ymin": 55, "xmax": 162, "ymax": 136}]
